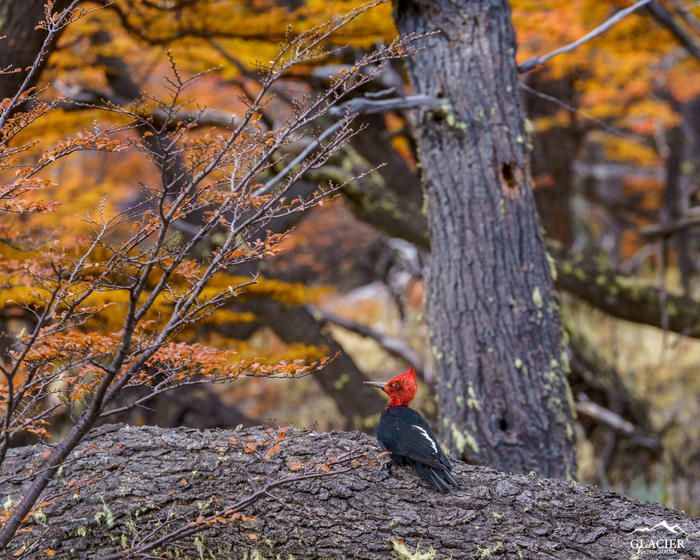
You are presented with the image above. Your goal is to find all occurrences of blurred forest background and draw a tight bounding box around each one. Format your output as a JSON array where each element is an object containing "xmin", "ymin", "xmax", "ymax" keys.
[{"xmin": 1, "ymin": 0, "xmax": 699, "ymax": 520}]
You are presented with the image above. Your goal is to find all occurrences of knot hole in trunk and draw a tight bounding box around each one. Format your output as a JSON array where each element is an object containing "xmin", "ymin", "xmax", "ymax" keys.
[{"xmin": 499, "ymin": 162, "xmax": 521, "ymax": 198}]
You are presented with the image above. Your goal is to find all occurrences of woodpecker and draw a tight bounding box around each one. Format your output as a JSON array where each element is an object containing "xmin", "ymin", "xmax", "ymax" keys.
[{"xmin": 365, "ymin": 368, "xmax": 459, "ymax": 492}]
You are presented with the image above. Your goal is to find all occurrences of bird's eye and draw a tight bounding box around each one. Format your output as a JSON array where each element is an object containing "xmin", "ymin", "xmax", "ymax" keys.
[{"xmin": 391, "ymin": 383, "xmax": 399, "ymax": 389}]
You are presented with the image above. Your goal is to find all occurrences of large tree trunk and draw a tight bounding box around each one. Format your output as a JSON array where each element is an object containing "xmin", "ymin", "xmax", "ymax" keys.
[
  {"xmin": 0, "ymin": 0, "xmax": 73, "ymax": 100},
  {"xmin": 1, "ymin": 424, "xmax": 697, "ymax": 559},
  {"xmin": 392, "ymin": 0, "xmax": 577, "ymax": 477}
]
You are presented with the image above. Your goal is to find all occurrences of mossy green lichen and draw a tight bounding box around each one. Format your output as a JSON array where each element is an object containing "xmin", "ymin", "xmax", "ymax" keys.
[
  {"xmin": 546, "ymin": 251, "xmax": 557, "ymax": 281},
  {"xmin": 333, "ymin": 373, "xmax": 350, "ymax": 391},
  {"xmin": 477, "ymin": 542, "xmax": 504, "ymax": 558},
  {"xmin": 33, "ymin": 509, "xmax": 47, "ymax": 526},
  {"xmin": 466, "ymin": 385, "xmax": 482, "ymax": 410},
  {"xmin": 392, "ymin": 540, "xmax": 436, "ymax": 560},
  {"xmin": 94, "ymin": 497, "xmax": 115, "ymax": 528},
  {"xmin": 440, "ymin": 103, "xmax": 469, "ymax": 132},
  {"xmin": 194, "ymin": 534, "xmax": 207, "ymax": 560},
  {"xmin": 532, "ymin": 286, "xmax": 543, "ymax": 308},
  {"xmin": 451, "ymin": 423, "xmax": 480, "ymax": 454}
]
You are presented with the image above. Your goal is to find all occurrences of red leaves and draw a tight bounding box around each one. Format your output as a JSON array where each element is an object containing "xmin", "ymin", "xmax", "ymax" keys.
[
  {"xmin": 25, "ymin": 331, "xmax": 117, "ymax": 364},
  {"xmin": 38, "ymin": 132, "xmax": 128, "ymax": 167},
  {"xmin": 144, "ymin": 342, "xmax": 240, "ymax": 381},
  {"xmin": 263, "ymin": 443, "xmax": 281, "ymax": 460}
]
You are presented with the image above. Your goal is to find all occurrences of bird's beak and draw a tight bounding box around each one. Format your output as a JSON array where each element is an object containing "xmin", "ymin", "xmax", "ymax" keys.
[{"xmin": 364, "ymin": 381, "xmax": 387, "ymax": 390}]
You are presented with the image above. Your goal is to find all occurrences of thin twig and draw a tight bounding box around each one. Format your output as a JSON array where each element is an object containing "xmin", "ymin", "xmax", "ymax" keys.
[
  {"xmin": 518, "ymin": 82, "xmax": 653, "ymax": 146},
  {"xmin": 518, "ymin": 0, "xmax": 653, "ymax": 73}
]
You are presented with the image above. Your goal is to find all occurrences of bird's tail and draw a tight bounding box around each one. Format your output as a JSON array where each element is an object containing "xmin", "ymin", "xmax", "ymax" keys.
[{"xmin": 414, "ymin": 464, "xmax": 460, "ymax": 492}]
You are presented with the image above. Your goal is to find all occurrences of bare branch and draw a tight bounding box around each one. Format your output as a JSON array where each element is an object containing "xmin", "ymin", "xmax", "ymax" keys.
[
  {"xmin": 518, "ymin": 0, "xmax": 653, "ymax": 73},
  {"xmin": 646, "ymin": 0, "xmax": 700, "ymax": 60},
  {"xmin": 640, "ymin": 208, "xmax": 700, "ymax": 238},
  {"xmin": 308, "ymin": 305, "xmax": 425, "ymax": 377}
]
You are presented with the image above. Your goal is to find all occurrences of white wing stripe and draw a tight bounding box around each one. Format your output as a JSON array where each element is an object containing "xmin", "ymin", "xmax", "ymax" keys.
[{"xmin": 412, "ymin": 425, "xmax": 438, "ymax": 454}]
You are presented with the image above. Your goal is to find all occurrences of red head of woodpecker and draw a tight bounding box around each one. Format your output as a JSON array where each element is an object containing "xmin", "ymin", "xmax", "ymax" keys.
[
  {"xmin": 364, "ymin": 367, "xmax": 418, "ymax": 408},
  {"xmin": 365, "ymin": 368, "xmax": 459, "ymax": 492}
]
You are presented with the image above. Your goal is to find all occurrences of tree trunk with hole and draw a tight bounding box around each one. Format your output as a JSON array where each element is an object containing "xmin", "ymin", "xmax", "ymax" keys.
[
  {"xmin": 1, "ymin": 425, "xmax": 698, "ymax": 559},
  {"xmin": 393, "ymin": 0, "xmax": 577, "ymax": 477}
]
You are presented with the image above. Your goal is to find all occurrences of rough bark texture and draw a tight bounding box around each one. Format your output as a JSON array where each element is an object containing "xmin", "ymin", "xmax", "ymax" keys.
[
  {"xmin": 393, "ymin": 0, "xmax": 577, "ymax": 477},
  {"xmin": 1, "ymin": 424, "xmax": 698, "ymax": 559},
  {"xmin": 0, "ymin": 0, "xmax": 72, "ymax": 100}
]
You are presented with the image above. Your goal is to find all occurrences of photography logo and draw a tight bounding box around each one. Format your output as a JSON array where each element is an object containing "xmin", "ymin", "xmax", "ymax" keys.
[{"xmin": 629, "ymin": 520, "xmax": 689, "ymax": 556}]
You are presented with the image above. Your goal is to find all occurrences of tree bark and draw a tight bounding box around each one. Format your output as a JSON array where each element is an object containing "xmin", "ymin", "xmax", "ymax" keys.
[
  {"xmin": 0, "ymin": 0, "xmax": 73, "ymax": 100},
  {"xmin": 1, "ymin": 424, "xmax": 697, "ymax": 559},
  {"xmin": 393, "ymin": 0, "xmax": 577, "ymax": 477}
]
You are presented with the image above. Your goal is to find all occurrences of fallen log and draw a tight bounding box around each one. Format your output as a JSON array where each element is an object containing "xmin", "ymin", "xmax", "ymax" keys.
[{"xmin": 1, "ymin": 424, "xmax": 697, "ymax": 559}]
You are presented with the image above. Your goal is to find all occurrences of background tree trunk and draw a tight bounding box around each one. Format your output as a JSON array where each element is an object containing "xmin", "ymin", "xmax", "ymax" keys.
[
  {"xmin": 392, "ymin": 0, "xmax": 577, "ymax": 477},
  {"xmin": 524, "ymin": 75, "xmax": 583, "ymax": 248},
  {"xmin": 0, "ymin": 0, "xmax": 73, "ymax": 100},
  {"xmin": 249, "ymin": 299, "xmax": 385, "ymax": 430},
  {"xmin": 1, "ymin": 424, "xmax": 697, "ymax": 559}
]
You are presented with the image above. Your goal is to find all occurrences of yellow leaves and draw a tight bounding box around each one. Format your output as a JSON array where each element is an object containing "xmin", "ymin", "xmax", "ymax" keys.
[
  {"xmin": 201, "ymin": 309, "xmax": 257, "ymax": 326},
  {"xmin": 668, "ymin": 59, "xmax": 700, "ymax": 102},
  {"xmin": 625, "ymin": 100, "xmax": 679, "ymax": 131},
  {"xmin": 531, "ymin": 110, "xmax": 571, "ymax": 134},
  {"xmin": 593, "ymin": 132, "xmax": 659, "ymax": 166},
  {"xmin": 210, "ymin": 275, "xmax": 330, "ymax": 306},
  {"xmin": 512, "ymin": 0, "xmax": 692, "ymax": 134},
  {"xmin": 0, "ymin": 262, "xmax": 325, "ymax": 338},
  {"xmin": 297, "ymin": 0, "xmax": 395, "ymax": 46}
]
